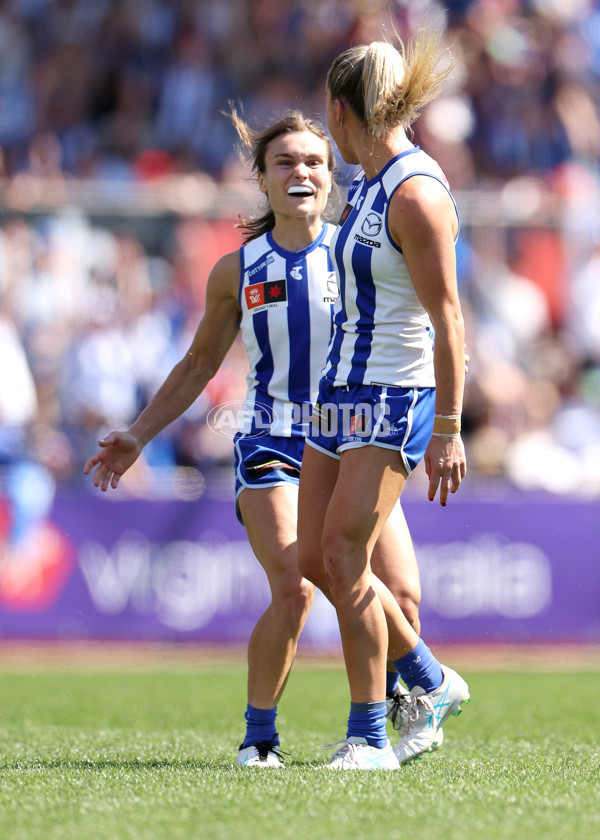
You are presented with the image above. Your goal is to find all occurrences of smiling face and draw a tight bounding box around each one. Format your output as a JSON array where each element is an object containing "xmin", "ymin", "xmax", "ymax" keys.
[{"xmin": 258, "ymin": 130, "xmax": 333, "ymax": 223}]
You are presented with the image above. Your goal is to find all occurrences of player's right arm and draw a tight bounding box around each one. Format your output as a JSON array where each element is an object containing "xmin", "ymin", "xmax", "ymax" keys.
[{"xmin": 83, "ymin": 250, "xmax": 242, "ymax": 491}]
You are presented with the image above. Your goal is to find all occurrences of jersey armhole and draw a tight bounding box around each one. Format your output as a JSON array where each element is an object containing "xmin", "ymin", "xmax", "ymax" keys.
[{"xmin": 384, "ymin": 173, "xmax": 460, "ymax": 255}]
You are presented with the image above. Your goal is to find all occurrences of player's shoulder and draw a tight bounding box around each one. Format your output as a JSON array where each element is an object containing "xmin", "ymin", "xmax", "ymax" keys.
[
  {"xmin": 212, "ymin": 248, "xmax": 241, "ymax": 278},
  {"xmin": 207, "ymin": 249, "xmax": 241, "ymax": 299},
  {"xmin": 390, "ymin": 168, "xmax": 454, "ymax": 222}
]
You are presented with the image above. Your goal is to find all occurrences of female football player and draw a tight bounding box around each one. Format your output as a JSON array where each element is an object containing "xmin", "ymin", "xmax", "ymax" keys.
[
  {"xmin": 296, "ymin": 30, "xmax": 470, "ymax": 769},
  {"xmin": 84, "ymin": 108, "xmax": 423, "ymax": 767}
]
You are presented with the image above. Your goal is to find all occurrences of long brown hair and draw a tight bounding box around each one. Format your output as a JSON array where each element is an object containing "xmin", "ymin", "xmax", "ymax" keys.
[{"xmin": 229, "ymin": 106, "xmax": 336, "ymax": 243}]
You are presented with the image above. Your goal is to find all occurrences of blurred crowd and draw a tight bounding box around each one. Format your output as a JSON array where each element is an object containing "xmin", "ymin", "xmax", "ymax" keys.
[{"xmin": 1, "ymin": 0, "xmax": 600, "ymax": 506}]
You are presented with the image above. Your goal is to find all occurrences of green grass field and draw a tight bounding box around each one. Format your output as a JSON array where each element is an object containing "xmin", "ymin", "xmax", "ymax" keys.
[{"xmin": 0, "ymin": 656, "xmax": 598, "ymax": 840}]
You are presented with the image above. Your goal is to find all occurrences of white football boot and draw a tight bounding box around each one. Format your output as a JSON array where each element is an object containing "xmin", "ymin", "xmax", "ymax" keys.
[
  {"xmin": 387, "ymin": 685, "xmax": 444, "ymax": 752},
  {"xmin": 236, "ymin": 739, "xmax": 285, "ymax": 768},
  {"xmin": 324, "ymin": 736, "xmax": 400, "ymax": 770},
  {"xmin": 394, "ymin": 666, "xmax": 469, "ymax": 765}
]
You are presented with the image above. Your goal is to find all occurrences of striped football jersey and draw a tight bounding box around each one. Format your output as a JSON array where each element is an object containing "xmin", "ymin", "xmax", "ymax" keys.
[
  {"xmin": 238, "ymin": 224, "xmax": 337, "ymax": 436},
  {"xmin": 324, "ymin": 147, "xmax": 459, "ymax": 388}
]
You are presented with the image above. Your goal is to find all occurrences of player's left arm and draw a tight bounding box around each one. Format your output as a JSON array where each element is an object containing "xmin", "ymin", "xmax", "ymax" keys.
[{"xmin": 388, "ymin": 176, "xmax": 466, "ymax": 505}]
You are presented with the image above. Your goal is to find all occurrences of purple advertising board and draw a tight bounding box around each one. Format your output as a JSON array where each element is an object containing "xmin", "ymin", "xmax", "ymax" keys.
[{"xmin": 0, "ymin": 486, "xmax": 598, "ymax": 647}]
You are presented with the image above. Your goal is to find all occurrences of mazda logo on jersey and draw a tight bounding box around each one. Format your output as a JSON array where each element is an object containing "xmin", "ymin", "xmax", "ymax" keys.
[
  {"xmin": 362, "ymin": 212, "xmax": 382, "ymax": 237},
  {"xmin": 245, "ymin": 278, "xmax": 288, "ymax": 312}
]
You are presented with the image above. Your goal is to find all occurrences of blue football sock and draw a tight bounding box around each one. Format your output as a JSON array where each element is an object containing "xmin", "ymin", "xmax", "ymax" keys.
[
  {"xmin": 346, "ymin": 701, "xmax": 387, "ymax": 749},
  {"xmin": 386, "ymin": 669, "xmax": 400, "ymax": 696},
  {"xmin": 393, "ymin": 640, "xmax": 443, "ymax": 693},
  {"xmin": 242, "ymin": 704, "xmax": 279, "ymax": 748}
]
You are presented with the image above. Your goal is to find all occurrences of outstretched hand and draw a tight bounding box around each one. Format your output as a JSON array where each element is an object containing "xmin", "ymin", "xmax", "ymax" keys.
[
  {"xmin": 83, "ymin": 431, "xmax": 142, "ymax": 491},
  {"xmin": 424, "ymin": 435, "xmax": 466, "ymax": 506}
]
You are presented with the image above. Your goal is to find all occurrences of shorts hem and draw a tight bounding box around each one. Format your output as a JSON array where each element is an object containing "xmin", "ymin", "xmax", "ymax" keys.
[
  {"xmin": 337, "ymin": 439, "xmax": 412, "ymax": 473},
  {"xmin": 235, "ymin": 478, "xmax": 299, "ymax": 525},
  {"xmin": 305, "ymin": 438, "xmax": 340, "ymax": 460},
  {"xmin": 236, "ymin": 478, "xmax": 298, "ymax": 495}
]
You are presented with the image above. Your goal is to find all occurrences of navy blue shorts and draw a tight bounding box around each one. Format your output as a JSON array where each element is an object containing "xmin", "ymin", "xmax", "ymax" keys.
[
  {"xmin": 233, "ymin": 433, "xmax": 304, "ymax": 524},
  {"xmin": 306, "ymin": 378, "xmax": 435, "ymax": 474}
]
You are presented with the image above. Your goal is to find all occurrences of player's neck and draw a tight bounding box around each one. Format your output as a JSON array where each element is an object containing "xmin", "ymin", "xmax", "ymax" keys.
[
  {"xmin": 359, "ymin": 130, "xmax": 413, "ymax": 181},
  {"xmin": 270, "ymin": 216, "xmax": 323, "ymax": 252}
]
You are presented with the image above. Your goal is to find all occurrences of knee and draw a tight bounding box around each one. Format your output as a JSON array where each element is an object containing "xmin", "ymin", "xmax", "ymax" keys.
[
  {"xmin": 297, "ymin": 546, "xmax": 326, "ymax": 591},
  {"xmin": 272, "ymin": 574, "xmax": 315, "ymax": 624},
  {"xmin": 396, "ymin": 592, "xmax": 421, "ymax": 633},
  {"xmin": 320, "ymin": 531, "xmax": 358, "ymax": 603},
  {"xmin": 385, "ymin": 576, "xmax": 421, "ymax": 632}
]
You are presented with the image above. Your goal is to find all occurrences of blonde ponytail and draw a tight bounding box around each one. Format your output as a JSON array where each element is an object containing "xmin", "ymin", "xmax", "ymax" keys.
[
  {"xmin": 362, "ymin": 41, "xmax": 407, "ymax": 140},
  {"xmin": 328, "ymin": 29, "xmax": 452, "ymax": 139}
]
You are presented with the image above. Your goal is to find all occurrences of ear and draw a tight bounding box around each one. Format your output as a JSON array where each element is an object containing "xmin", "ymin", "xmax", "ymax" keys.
[
  {"xmin": 334, "ymin": 98, "xmax": 345, "ymax": 127},
  {"xmin": 257, "ymin": 172, "xmax": 268, "ymax": 194}
]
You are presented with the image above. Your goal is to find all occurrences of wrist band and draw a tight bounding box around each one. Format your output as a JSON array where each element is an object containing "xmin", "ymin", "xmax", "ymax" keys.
[
  {"xmin": 431, "ymin": 431, "xmax": 461, "ymax": 438},
  {"xmin": 433, "ymin": 414, "xmax": 461, "ymax": 436}
]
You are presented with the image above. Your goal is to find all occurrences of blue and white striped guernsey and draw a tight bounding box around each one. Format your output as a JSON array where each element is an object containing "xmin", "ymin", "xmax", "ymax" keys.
[
  {"xmin": 238, "ymin": 224, "xmax": 337, "ymax": 437},
  {"xmin": 324, "ymin": 147, "xmax": 459, "ymax": 389}
]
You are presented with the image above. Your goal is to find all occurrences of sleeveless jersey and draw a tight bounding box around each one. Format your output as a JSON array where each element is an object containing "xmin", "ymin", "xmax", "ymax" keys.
[
  {"xmin": 238, "ymin": 224, "xmax": 337, "ymax": 437},
  {"xmin": 324, "ymin": 147, "xmax": 459, "ymax": 388}
]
